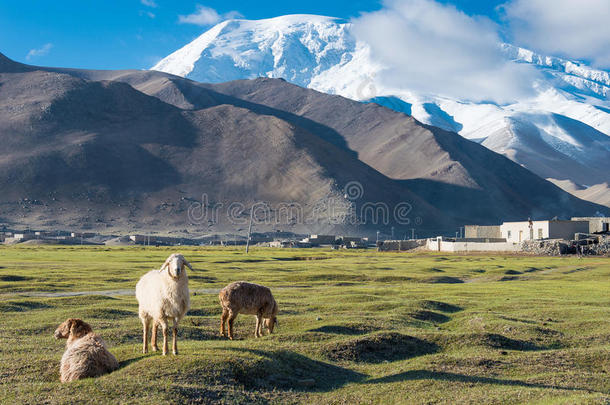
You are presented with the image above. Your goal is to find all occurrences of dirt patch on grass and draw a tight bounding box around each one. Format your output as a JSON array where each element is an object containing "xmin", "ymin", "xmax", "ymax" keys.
[
  {"xmin": 309, "ymin": 322, "xmax": 380, "ymax": 335},
  {"xmin": 481, "ymin": 333, "xmax": 544, "ymax": 351},
  {"xmin": 504, "ymin": 270, "xmax": 523, "ymax": 275},
  {"xmin": 321, "ymin": 332, "xmax": 439, "ymax": 363},
  {"xmin": 421, "ymin": 276, "xmax": 464, "ymax": 284},
  {"xmin": 432, "ymin": 355, "xmax": 506, "ymax": 372},
  {"xmin": 419, "ymin": 300, "xmax": 463, "ymax": 313},
  {"xmin": 409, "ymin": 310, "xmax": 450, "ymax": 323}
]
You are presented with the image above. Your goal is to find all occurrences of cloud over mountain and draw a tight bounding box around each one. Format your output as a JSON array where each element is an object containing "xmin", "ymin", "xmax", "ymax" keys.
[
  {"xmin": 502, "ymin": 0, "xmax": 610, "ymax": 69},
  {"xmin": 351, "ymin": 0, "xmax": 540, "ymax": 103},
  {"xmin": 178, "ymin": 4, "xmax": 242, "ymax": 26}
]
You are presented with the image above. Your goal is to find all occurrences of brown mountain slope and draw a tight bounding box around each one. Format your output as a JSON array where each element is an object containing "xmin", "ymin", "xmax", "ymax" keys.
[
  {"xmin": 0, "ymin": 54, "xmax": 444, "ymax": 235},
  {"xmin": 91, "ymin": 72, "xmax": 605, "ymax": 224}
]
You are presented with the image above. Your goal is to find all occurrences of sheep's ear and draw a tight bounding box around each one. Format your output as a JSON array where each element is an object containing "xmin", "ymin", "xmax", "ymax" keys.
[
  {"xmin": 161, "ymin": 257, "xmax": 171, "ymax": 271},
  {"xmin": 183, "ymin": 258, "xmax": 193, "ymax": 271},
  {"xmin": 69, "ymin": 319, "xmax": 91, "ymax": 337}
]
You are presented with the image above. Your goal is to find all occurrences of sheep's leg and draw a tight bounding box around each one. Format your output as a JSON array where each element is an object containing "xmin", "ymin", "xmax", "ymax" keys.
[
  {"xmin": 172, "ymin": 318, "xmax": 178, "ymax": 355},
  {"xmin": 142, "ymin": 317, "xmax": 150, "ymax": 354},
  {"xmin": 228, "ymin": 312, "xmax": 237, "ymax": 340},
  {"xmin": 255, "ymin": 315, "xmax": 262, "ymax": 338},
  {"xmin": 220, "ymin": 309, "xmax": 229, "ymax": 337},
  {"xmin": 160, "ymin": 318, "xmax": 169, "ymax": 355},
  {"xmin": 151, "ymin": 320, "xmax": 159, "ymax": 352}
]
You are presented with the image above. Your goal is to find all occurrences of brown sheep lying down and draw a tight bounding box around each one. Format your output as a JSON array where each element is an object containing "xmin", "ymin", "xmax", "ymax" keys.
[
  {"xmin": 219, "ymin": 281, "xmax": 278, "ymax": 340},
  {"xmin": 54, "ymin": 318, "xmax": 119, "ymax": 383}
]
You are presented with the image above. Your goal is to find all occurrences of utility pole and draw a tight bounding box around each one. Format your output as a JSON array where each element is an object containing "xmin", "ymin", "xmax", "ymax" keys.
[
  {"xmin": 459, "ymin": 227, "xmax": 464, "ymax": 239},
  {"xmin": 391, "ymin": 226, "xmax": 395, "ymax": 240},
  {"xmin": 411, "ymin": 228, "xmax": 415, "ymax": 240},
  {"xmin": 245, "ymin": 208, "xmax": 254, "ymax": 254}
]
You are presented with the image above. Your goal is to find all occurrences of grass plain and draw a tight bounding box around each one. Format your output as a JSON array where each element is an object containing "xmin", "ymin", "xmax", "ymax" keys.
[{"xmin": 0, "ymin": 245, "xmax": 608, "ymax": 404}]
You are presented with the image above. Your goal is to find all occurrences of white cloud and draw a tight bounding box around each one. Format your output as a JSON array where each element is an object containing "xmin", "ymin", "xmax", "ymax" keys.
[
  {"xmin": 351, "ymin": 0, "xmax": 540, "ymax": 103},
  {"xmin": 178, "ymin": 5, "xmax": 242, "ymax": 26},
  {"xmin": 140, "ymin": 0, "xmax": 157, "ymax": 7},
  {"xmin": 26, "ymin": 43, "xmax": 53, "ymax": 61},
  {"xmin": 501, "ymin": 0, "xmax": 610, "ymax": 68},
  {"xmin": 138, "ymin": 9, "xmax": 155, "ymax": 18}
]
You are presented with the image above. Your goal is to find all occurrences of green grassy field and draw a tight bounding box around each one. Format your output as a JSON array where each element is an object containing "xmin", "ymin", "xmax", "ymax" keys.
[{"xmin": 0, "ymin": 246, "xmax": 608, "ymax": 404}]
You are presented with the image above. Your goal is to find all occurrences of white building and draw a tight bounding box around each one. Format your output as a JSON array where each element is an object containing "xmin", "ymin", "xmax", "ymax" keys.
[{"xmin": 500, "ymin": 220, "xmax": 589, "ymax": 243}]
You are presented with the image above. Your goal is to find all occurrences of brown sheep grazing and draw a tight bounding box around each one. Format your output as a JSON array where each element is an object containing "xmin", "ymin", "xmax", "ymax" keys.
[
  {"xmin": 219, "ymin": 281, "xmax": 278, "ymax": 340},
  {"xmin": 54, "ymin": 318, "xmax": 119, "ymax": 383}
]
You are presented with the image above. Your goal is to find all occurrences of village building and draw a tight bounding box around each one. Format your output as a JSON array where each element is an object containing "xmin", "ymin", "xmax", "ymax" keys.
[
  {"xmin": 571, "ymin": 217, "xmax": 610, "ymax": 234},
  {"xmin": 500, "ymin": 220, "xmax": 589, "ymax": 243}
]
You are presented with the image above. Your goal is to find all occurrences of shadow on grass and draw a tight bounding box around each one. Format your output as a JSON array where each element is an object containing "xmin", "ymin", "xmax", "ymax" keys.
[
  {"xmin": 366, "ymin": 369, "xmax": 597, "ymax": 393},
  {"xmin": 483, "ymin": 333, "xmax": 547, "ymax": 351},
  {"xmin": 421, "ymin": 276, "xmax": 464, "ymax": 284},
  {"xmin": 322, "ymin": 333, "xmax": 439, "ymax": 363},
  {"xmin": 419, "ymin": 300, "xmax": 463, "ymax": 313},
  {"xmin": 118, "ymin": 355, "xmax": 147, "ymax": 369},
  {"xmin": 226, "ymin": 347, "xmax": 366, "ymax": 392},
  {"xmin": 187, "ymin": 308, "xmax": 217, "ymax": 317},
  {"xmin": 409, "ymin": 310, "xmax": 451, "ymax": 323},
  {"xmin": 82, "ymin": 308, "xmax": 135, "ymax": 319},
  {"xmin": 273, "ymin": 256, "xmax": 331, "ymax": 261},
  {"xmin": 0, "ymin": 300, "xmax": 52, "ymax": 312},
  {"xmin": 0, "ymin": 274, "xmax": 30, "ymax": 282},
  {"xmin": 188, "ymin": 275, "xmax": 217, "ymax": 282},
  {"xmin": 309, "ymin": 324, "xmax": 378, "ymax": 335}
]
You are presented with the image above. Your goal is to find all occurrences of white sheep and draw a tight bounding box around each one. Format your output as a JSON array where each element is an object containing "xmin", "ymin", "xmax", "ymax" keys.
[
  {"xmin": 54, "ymin": 318, "xmax": 119, "ymax": 383},
  {"xmin": 135, "ymin": 253, "xmax": 192, "ymax": 355},
  {"xmin": 219, "ymin": 281, "xmax": 278, "ymax": 340}
]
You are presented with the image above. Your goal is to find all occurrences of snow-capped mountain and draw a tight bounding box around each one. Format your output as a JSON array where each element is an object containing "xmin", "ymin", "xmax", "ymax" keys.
[{"xmin": 152, "ymin": 14, "xmax": 610, "ymax": 207}]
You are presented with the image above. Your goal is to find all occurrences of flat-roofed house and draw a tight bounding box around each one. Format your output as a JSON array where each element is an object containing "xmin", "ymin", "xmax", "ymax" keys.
[
  {"xmin": 500, "ymin": 220, "xmax": 589, "ymax": 243},
  {"xmin": 571, "ymin": 217, "xmax": 610, "ymax": 233}
]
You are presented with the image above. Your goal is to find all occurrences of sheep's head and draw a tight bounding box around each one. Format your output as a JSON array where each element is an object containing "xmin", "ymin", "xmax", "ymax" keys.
[
  {"xmin": 264, "ymin": 316, "xmax": 278, "ymax": 334},
  {"xmin": 264, "ymin": 300, "xmax": 279, "ymax": 333},
  {"xmin": 54, "ymin": 318, "xmax": 92, "ymax": 340},
  {"xmin": 162, "ymin": 253, "xmax": 193, "ymax": 280}
]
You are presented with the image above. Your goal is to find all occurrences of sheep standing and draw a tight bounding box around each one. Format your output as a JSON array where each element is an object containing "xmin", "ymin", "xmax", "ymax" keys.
[
  {"xmin": 219, "ymin": 281, "xmax": 278, "ymax": 340},
  {"xmin": 136, "ymin": 253, "xmax": 192, "ymax": 355},
  {"xmin": 54, "ymin": 318, "xmax": 119, "ymax": 383}
]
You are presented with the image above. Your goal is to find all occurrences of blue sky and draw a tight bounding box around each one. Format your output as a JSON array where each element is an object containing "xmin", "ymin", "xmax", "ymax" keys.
[{"xmin": 0, "ymin": 0, "xmax": 507, "ymax": 70}]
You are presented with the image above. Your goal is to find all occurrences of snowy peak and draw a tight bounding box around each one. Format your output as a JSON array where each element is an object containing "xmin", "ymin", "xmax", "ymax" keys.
[
  {"xmin": 152, "ymin": 15, "xmax": 353, "ymax": 86},
  {"xmin": 501, "ymin": 44, "xmax": 610, "ymax": 99}
]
